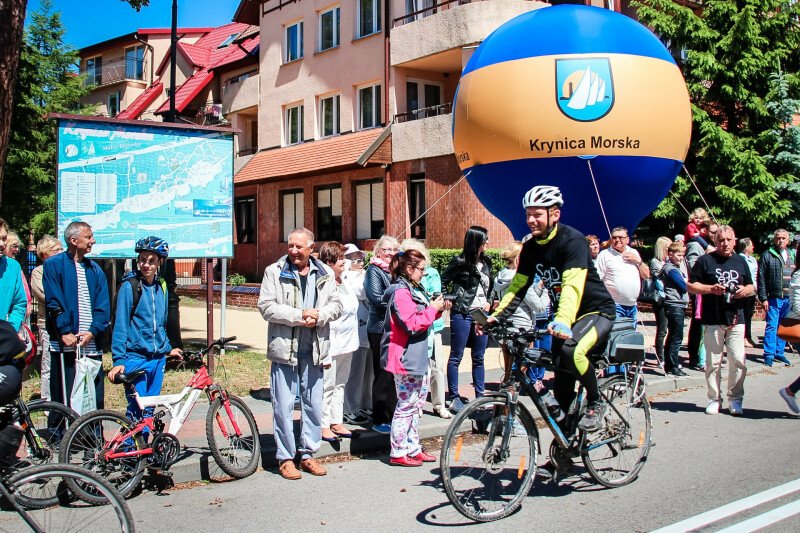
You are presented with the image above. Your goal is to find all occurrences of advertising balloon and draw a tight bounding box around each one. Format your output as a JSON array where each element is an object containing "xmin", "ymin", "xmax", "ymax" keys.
[{"xmin": 453, "ymin": 4, "xmax": 692, "ymax": 238}]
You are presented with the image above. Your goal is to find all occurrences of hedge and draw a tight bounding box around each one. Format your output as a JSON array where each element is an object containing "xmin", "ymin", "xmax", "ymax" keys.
[{"xmin": 427, "ymin": 248, "xmax": 505, "ymax": 276}]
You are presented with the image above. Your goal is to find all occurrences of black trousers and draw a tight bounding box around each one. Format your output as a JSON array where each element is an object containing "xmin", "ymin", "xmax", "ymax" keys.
[
  {"xmin": 664, "ymin": 304, "xmax": 686, "ymax": 371},
  {"xmin": 368, "ymin": 332, "xmax": 397, "ymax": 425},
  {"xmin": 687, "ymin": 294, "xmax": 703, "ymax": 367},
  {"xmin": 742, "ymin": 296, "xmax": 756, "ymax": 342},
  {"xmin": 653, "ymin": 302, "xmax": 668, "ymax": 358},
  {"xmin": 49, "ymin": 351, "xmax": 105, "ymax": 411}
]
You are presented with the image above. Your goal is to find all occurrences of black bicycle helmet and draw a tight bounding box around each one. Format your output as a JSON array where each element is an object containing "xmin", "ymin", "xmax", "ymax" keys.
[{"xmin": 135, "ymin": 236, "xmax": 169, "ymax": 259}]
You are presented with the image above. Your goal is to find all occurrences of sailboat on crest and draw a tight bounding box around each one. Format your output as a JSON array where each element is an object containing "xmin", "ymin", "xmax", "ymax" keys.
[{"xmin": 566, "ymin": 67, "xmax": 606, "ymax": 110}]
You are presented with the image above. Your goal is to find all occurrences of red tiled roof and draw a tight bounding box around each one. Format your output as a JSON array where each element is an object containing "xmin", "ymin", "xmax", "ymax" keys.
[
  {"xmin": 155, "ymin": 23, "xmax": 258, "ymax": 115},
  {"xmin": 235, "ymin": 129, "xmax": 385, "ymax": 184},
  {"xmin": 117, "ymin": 81, "xmax": 164, "ymax": 119},
  {"xmin": 137, "ymin": 27, "xmax": 214, "ymax": 35}
]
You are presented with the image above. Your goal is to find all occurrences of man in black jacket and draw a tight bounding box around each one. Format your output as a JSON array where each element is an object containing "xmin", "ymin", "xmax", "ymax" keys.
[{"xmin": 757, "ymin": 229, "xmax": 795, "ymax": 367}]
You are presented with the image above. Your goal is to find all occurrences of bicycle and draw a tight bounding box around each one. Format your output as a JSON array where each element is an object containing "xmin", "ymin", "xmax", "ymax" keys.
[
  {"xmin": 0, "ymin": 463, "xmax": 134, "ymax": 532},
  {"xmin": 439, "ymin": 313, "xmax": 652, "ymax": 522},
  {"xmin": 2, "ymin": 397, "xmax": 77, "ymax": 474},
  {"xmin": 59, "ymin": 336, "xmax": 261, "ymax": 501}
]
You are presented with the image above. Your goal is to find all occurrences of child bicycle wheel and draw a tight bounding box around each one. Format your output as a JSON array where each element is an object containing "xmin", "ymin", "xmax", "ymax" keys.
[
  {"xmin": 206, "ymin": 395, "xmax": 260, "ymax": 478},
  {"xmin": 439, "ymin": 396, "xmax": 538, "ymax": 522},
  {"xmin": 59, "ymin": 409, "xmax": 147, "ymax": 503}
]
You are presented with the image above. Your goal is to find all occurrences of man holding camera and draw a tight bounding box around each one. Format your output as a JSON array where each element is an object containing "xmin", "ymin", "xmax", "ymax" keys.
[{"xmin": 688, "ymin": 225, "xmax": 755, "ymax": 416}]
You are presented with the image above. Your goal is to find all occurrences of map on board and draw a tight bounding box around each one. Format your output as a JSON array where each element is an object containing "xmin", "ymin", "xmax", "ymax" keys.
[{"xmin": 56, "ymin": 117, "xmax": 234, "ymax": 258}]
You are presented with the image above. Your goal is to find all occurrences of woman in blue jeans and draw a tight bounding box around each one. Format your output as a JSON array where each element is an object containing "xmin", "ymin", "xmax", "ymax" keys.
[{"xmin": 441, "ymin": 226, "xmax": 494, "ymax": 412}]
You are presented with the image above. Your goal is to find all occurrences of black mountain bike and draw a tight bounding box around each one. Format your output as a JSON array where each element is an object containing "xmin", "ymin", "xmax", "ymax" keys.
[{"xmin": 439, "ymin": 313, "xmax": 652, "ymax": 522}]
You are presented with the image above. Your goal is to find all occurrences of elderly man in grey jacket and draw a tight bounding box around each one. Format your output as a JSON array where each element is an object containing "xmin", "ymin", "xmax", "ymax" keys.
[{"xmin": 257, "ymin": 228, "xmax": 342, "ymax": 480}]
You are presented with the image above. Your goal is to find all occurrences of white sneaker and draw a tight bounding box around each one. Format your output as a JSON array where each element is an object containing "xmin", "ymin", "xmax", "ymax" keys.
[
  {"xmin": 705, "ymin": 400, "xmax": 720, "ymax": 415},
  {"xmin": 434, "ymin": 407, "xmax": 452, "ymax": 419},
  {"xmin": 729, "ymin": 400, "xmax": 743, "ymax": 416},
  {"xmin": 780, "ymin": 388, "xmax": 800, "ymax": 414}
]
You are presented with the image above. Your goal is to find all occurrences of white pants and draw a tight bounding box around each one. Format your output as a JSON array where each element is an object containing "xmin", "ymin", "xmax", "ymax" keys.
[
  {"xmin": 704, "ymin": 324, "xmax": 747, "ymax": 402},
  {"xmin": 428, "ymin": 332, "xmax": 447, "ymax": 410},
  {"xmin": 322, "ymin": 352, "xmax": 353, "ymax": 427}
]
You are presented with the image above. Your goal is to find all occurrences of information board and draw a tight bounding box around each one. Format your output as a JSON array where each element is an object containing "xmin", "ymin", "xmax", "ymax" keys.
[{"xmin": 55, "ymin": 116, "xmax": 234, "ymax": 258}]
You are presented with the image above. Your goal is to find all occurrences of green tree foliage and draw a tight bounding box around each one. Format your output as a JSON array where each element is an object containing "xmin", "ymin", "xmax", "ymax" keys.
[
  {"xmin": 634, "ymin": 0, "xmax": 800, "ymax": 244},
  {"xmin": 1, "ymin": 0, "xmax": 93, "ymax": 238}
]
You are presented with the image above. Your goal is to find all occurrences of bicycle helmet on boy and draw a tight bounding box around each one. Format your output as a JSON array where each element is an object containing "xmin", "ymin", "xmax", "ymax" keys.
[
  {"xmin": 522, "ymin": 185, "xmax": 564, "ymax": 208},
  {"xmin": 135, "ymin": 236, "xmax": 169, "ymax": 259}
]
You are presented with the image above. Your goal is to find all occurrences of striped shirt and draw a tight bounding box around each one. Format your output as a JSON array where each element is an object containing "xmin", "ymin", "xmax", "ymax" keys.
[{"xmin": 74, "ymin": 261, "xmax": 99, "ymax": 355}]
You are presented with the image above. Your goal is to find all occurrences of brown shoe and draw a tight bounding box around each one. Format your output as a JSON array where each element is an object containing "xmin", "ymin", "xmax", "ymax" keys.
[
  {"xmin": 299, "ymin": 457, "xmax": 327, "ymax": 476},
  {"xmin": 279, "ymin": 460, "xmax": 302, "ymax": 480}
]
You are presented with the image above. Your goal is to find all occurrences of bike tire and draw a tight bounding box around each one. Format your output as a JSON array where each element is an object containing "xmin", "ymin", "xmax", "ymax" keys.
[
  {"xmin": 440, "ymin": 395, "xmax": 538, "ymax": 522},
  {"xmin": 13, "ymin": 400, "xmax": 77, "ymax": 471},
  {"xmin": 59, "ymin": 409, "xmax": 146, "ymax": 503},
  {"xmin": 581, "ymin": 375, "xmax": 652, "ymax": 488},
  {"xmin": 5, "ymin": 463, "xmax": 135, "ymax": 532},
  {"xmin": 205, "ymin": 395, "xmax": 261, "ymax": 478}
]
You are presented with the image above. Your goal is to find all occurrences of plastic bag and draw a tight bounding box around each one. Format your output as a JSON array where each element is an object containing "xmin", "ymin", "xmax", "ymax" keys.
[{"xmin": 70, "ymin": 345, "xmax": 101, "ymax": 416}]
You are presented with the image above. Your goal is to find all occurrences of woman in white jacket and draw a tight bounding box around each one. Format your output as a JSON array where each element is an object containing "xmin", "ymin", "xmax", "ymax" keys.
[{"xmin": 320, "ymin": 242, "xmax": 361, "ymax": 440}]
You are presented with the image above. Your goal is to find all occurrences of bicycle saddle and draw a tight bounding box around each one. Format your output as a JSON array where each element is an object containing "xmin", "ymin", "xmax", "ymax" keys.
[{"xmin": 110, "ymin": 369, "xmax": 146, "ymax": 385}]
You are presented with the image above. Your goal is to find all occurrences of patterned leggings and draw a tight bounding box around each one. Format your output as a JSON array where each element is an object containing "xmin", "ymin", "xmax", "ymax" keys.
[{"xmin": 390, "ymin": 372, "xmax": 430, "ymax": 458}]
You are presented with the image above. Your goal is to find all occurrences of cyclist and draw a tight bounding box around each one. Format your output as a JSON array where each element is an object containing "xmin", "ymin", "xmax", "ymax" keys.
[
  {"xmin": 108, "ymin": 237, "xmax": 182, "ymax": 425},
  {"xmin": 0, "ymin": 320, "xmax": 25, "ymax": 465},
  {"xmin": 487, "ymin": 185, "xmax": 616, "ymax": 438}
]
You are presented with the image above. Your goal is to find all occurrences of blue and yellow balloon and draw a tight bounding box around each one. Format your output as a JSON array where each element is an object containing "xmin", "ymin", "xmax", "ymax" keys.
[{"xmin": 453, "ymin": 5, "xmax": 691, "ymax": 238}]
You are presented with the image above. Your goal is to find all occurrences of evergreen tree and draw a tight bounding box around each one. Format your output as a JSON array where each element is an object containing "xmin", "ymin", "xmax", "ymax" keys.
[
  {"xmin": 1, "ymin": 0, "xmax": 93, "ymax": 238},
  {"xmin": 634, "ymin": 0, "xmax": 800, "ymax": 244}
]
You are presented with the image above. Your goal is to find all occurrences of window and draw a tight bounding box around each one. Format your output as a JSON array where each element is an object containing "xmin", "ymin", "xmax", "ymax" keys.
[
  {"xmin": 408, "ymin": 175, "xmax": 426, "ymax": 239},
  {"xmin": 124, "ymin": 45, "xmax": 145, "ymax": 80},
  {"xmin": 316, "ymin": 185, "xmax": 342, "ymax": 241},
  {"xmin": 357, "ymin": 0, "xmax": 381, "ymax": 38},
  {"xmin": 285, "ymin": 21, "xmax": 304, "ymax": 63},
  {"xmin": 405, "ymin": 0, "xmax": 435, "ymax": 22},
  {"xmin": 85, "ymin": 56, "xmax": 102, "ymax": 85},
  {"xmin": 108, "ymin": 92, "xmax": 120, "ymax": 117},
  {"xmin": 358, "ymin": 84, "xmax": 382, "ymax": 130},
  {"xmin": 355, "ymin": 180, "xmax": 384, "ymax": 239},
  {"xmin": 285, "ymin": 103, "xmax": 304, "ymax": 145},
  {"xmin": 235, "ymin": 196, "xmax": 257, "ymax": 244},
  {"xmin": 406, "ymin": 80, "xmax": 442, "ymax": 119},
  {"xmin": 318, "ymin": 6, "xmax": 340, "ymax": 51},
  {"xmin": 218, "ymin": 33, "xmax": 239, "ymax": 48},
  {"xmin": 319, "ymin": 94, "xmax": 340, "ymax": 138},
  {"xmin": 281, "ymin": 190, "xmax": 305, "ymax": 242}
]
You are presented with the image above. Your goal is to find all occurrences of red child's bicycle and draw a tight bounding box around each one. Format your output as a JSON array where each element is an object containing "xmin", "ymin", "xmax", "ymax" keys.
[{"xmin": 59, "ymin": 336, "xmax": 261, "ymax": 501}]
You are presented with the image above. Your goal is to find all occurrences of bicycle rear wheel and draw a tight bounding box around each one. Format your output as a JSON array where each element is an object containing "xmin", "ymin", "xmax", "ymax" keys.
[
  {"xmin": 440, "ymin": 396, "xmax": 538, "ymax": 522},
  {"xmin": 59, "ymin": 410, "xmax": 146, "ymax": 503},
  {"xmin": 2, "ymin": 463, "xmax": 134, "ymax": 533},
  {"xmin": 581, "ymin": 375, "xmax": 652, "ymax": 487},
  {"xmin": 13, "ymin": 401, "xmax": 77, "ymax": 471},
  {"xmin": 206, "ymin": 395, "xmax": 260, "ymax": 478}
]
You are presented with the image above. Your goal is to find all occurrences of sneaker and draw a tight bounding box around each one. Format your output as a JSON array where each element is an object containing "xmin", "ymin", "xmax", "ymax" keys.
[
  {"xmin": 729, "ymin": 400, "xmax": 743, "ymax": 416},
  {"xmin": 433, "ymin": 407, "xmax": 452, "ymax": 419},
  {"xmin": 705, "ymin": 400, "xmax": 720, "ymax": 415},
  {"xmin": 775, "ymin": 355, "xmax": 792, "ymax": 367},
  {"xmin": 371, "ymin": 423, "xmax": 391, "ymax": 435},
  {"xmin": 535, "ymin": 460, "xmax": 574, "ymax": 481},
  {"xmin": 780, "ymin": 388, "xmax": 800, "ymax": 414},
  {"xmin": 390, "ymin": 455, "xmax": 423, "ymax": 467},
  {"xmin": 343, "ymin": 412, "xmax": 370, "ymax": 425},
  {"xmin": 409, "ymin": 450, "xmax": 436, "ymax": 463},
  {"xmin": 578, "ymin": 403, "xmax": 605, "ymax": 433},
  {"xmin": 449, "ymin": 397, "xmax": 467, "ymax": 414}
]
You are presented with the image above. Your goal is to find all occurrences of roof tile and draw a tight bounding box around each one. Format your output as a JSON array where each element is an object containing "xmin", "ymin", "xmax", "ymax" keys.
[{"xmin": 117, "ymin": 81, "xmax": 164, "ymax": 119}]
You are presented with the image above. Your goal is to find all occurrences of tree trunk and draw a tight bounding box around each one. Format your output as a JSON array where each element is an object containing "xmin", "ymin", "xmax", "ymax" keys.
[{"xmin": 0, "ymin": 0, "xmax": 29, "ymax": 208}]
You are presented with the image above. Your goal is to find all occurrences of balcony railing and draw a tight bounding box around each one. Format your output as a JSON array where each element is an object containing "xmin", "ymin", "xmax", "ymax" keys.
[
  {"xmin": 197, "ymin": 103, "xmax": 226, "ymax": 126},
  {"xmin": 394, "ymin": 102, "xmax": 452, "ymax": 123},
  {"xmin": 81, "ymin": 57, "xmax": 146, "ymax": 86},
  {"xmin": 394, "ymin": 0, "xmax": 545, "ymax": 27}
]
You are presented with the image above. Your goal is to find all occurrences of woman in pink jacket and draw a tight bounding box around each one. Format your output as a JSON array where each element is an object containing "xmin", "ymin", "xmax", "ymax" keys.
[{"xmin": 381, "ymin": 250, "xmax": 450, "ymax": 466}]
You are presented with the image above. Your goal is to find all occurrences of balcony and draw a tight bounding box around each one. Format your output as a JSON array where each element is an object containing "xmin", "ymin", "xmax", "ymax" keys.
[
  {"xmin": 390, "ymin": 0, "xmax": 546, "ymax": 69},
  {"xmin": 392, "ymin": 104, "xmax": 453, "ymax": 162},
  {"xmin": 81, "ymin": 57, "xmax": 148, "ymax": 87},
  {"xmin": 222, "ymin": 71, "xmax": 259, "ymax": 115}
]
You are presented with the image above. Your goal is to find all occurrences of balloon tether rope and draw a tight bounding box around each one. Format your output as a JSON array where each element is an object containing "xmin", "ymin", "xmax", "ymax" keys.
[
  {"xmin": 586, "ymin": 159, "xmax": 612, "ymax": 238},
  {"xmin": 395, "ymin": 171, "xmax": 469, "ymax": 240}
]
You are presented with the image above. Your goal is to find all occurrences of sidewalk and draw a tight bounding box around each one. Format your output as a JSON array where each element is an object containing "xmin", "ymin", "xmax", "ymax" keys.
[{"xmin": 157, "ymin": 304, "xmax": 777, "ymax": 484}]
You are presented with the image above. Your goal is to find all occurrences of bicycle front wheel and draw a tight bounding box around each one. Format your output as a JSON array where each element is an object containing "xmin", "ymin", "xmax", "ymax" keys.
[
  {"xmin": 581, "ymin": 375, "xmax": 652, "ymax": 487},
  {"xmin": 13, "ymin": 401, "xmax": 77, "ymax": 472},
  {"xmin": 59, "ymin": 410, "xmax": 146, "ymax": 503},
  {"xmin": 206, "ymin": 395, "xmax": 261, "ymax": 478},
  {"xmin": 440, "ymin": 396, "xmax": 538, "ymax": 522},
  {"xmin": 2, "ymin": 463, "xmax": 134, "ymax": 533}
]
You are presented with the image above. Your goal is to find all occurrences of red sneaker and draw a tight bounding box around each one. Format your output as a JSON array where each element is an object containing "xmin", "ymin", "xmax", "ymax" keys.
[
  {"xmin": 409, "ymin": 450, "xmax": 436, "ymax": 463},
  {"xmin": 389, "ymin": 455, "xmax": 423, "ymax": 467}
]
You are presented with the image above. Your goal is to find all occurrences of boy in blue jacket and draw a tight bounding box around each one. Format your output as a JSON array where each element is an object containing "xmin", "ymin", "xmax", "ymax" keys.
[{"xmin": 108, "ymin": 237, "xmax": 182, "ymax": 423}]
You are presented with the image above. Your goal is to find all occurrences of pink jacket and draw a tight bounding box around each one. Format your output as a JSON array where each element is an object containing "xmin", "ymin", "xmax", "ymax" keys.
[{"xmin": 382, "ymin": 280, "xmax": 441, "ymax": 375}]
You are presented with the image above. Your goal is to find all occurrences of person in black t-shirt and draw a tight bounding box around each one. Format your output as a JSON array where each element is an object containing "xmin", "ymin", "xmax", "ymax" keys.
[{"xmin": 688, "ymin": 225, "xmax": 755, "ymax": 417}]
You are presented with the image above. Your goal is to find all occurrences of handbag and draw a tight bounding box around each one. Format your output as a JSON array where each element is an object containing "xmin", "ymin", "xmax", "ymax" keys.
[
  {"xmin": 18, "ymin": 323, "xmax": 37, "ymax": 368},
  {"xmin": 777, "ymin": 317, "xmax": 800, "ymax": 343},
  {"xmin": 638, "ymin": 277, "xmax": 664, "ymax": 306},
  {"xmin": 69, "ymin": 344, "xmax": 101, "ymax": 416}
]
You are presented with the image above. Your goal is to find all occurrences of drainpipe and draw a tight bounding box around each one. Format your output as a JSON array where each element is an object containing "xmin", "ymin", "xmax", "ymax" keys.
[
  {"xmin": 133, "ymin": 33, "xmax": 155, "ymax": 87},
  {"xmin": 384, "ymin": 0, "xmax": 391, "ymax": 232}
]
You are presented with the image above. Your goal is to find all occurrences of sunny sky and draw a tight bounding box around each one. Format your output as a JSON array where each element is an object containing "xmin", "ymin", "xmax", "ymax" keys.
[{"xmin": 26, "ymin": 0, "xmax": 243, "ymax": 50}]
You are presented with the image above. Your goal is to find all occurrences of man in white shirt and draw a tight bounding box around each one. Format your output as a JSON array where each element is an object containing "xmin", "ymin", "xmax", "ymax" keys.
[{"xmin": 595, "ymin": 226, "xmax": 650, "ymax": 324}]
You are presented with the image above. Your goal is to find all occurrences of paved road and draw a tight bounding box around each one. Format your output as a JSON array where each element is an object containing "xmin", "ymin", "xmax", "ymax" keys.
[{"xmin": 123, "ymin": 364, "xmax": 800, "ymax": 532}]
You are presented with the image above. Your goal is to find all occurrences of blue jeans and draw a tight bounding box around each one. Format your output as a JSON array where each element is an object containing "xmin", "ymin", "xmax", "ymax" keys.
[
  {"xmin": 764, "ymin": 297, "xmax": 791, "ymax": 364},
  {"xmin": 664, "ymin": 305, "xmax": 686, "ymax": 371},
  {"xmin": 123, "ymin": 353, "xmax": 166, "ymax": 423},
  {"xmin": 447, "ymin": 313, "xmax": 487, "ymax": 398},
  {"xmin": 615, "ymin": 303, "xmax": 638, "ymax": 326},
  {"xmin": 271, "ymin": 356, "xmax": 323, "ymax": 462}
]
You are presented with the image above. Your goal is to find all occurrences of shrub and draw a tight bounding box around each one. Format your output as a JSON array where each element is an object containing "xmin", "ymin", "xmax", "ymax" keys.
[
  {"xmin": 427, "ymin": 248, "xmax": 504, "ymax": 277},
  {"xmin": 227, "ymin": 273, "xmax": 247, "ymax": 287}
]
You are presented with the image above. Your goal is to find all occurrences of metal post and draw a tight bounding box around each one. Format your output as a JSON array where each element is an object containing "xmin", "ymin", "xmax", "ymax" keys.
[
  {"xmin": 206, "ymin": 258, "xmax": 214, "ymax": 375},
  {"xmin": 220, "ymin": 258, "xmax": 227, "ymax": 358},
  {"xmin": 167, "ymin": 0, "xmax": 178, "ymax": 123}
]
